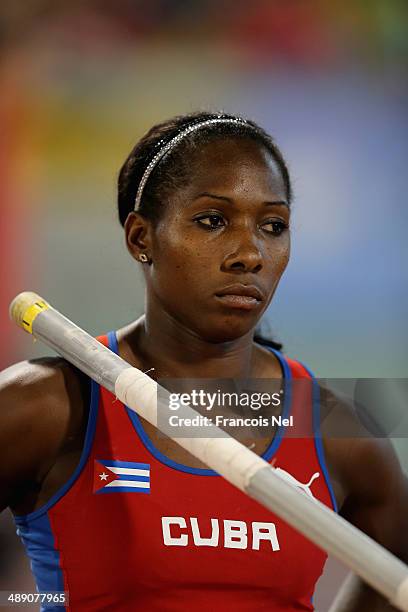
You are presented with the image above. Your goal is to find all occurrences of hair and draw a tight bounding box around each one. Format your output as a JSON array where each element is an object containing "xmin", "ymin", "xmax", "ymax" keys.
[
  {"xmin": 117, "ymin": 111, "xmax": 288, "ymax": 351},
  {"xmin": 117, "ymin": 110, "xmax": 292, "ymax": 227}
]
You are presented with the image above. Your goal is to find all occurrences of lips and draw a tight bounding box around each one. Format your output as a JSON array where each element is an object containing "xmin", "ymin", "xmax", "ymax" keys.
[
  {"xmin": 216, "ymin": 284, "xmax": 264, "ymax": 301},
  {"xmin": 214, "ymin": 284, "xmax": 264, "ymax": 311}
]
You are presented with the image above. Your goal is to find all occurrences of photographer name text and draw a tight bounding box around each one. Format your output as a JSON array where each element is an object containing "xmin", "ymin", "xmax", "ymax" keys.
[{"xmin": 167, "ymin": 414, "xmax": 293, "ymax": 428}]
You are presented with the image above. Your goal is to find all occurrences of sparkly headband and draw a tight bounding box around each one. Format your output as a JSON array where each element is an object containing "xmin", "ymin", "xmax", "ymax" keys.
[{"xmin": 133, "ymin": 117, "xmax": 249, "ymax": 211}]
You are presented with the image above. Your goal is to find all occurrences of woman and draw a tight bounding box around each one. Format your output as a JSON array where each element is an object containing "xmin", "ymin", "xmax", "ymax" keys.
[{"xmin": 0, "ymin": 111, "xmax": 407, "ymax": 611}]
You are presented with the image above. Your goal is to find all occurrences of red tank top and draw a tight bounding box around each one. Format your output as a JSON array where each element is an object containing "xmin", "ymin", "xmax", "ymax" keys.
[{"xmin": 14, "ymin": 332, "xmax": 337, "ymax": 611}]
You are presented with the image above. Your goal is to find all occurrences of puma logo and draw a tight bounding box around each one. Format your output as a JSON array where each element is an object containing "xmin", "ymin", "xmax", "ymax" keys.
[{"xmin": 274, "ymin": 468, "xmax": 320, "ymax": 498}]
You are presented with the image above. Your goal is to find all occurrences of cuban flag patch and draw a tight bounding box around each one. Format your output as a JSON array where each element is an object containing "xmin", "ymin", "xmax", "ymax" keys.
[{"xmin": 93, "ymin": 459, "xmax": 151, "ymax": 494}]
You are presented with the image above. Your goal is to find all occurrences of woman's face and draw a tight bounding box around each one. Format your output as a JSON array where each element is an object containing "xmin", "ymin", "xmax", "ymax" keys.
[{"xmin": 142, "ymin": 137, "xmax": 290, "ymax": 342}]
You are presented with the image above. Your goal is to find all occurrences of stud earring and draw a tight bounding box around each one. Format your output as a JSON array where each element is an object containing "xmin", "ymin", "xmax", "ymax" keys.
[{"xmin": 139, "ymin": 253, "xmax": 149, "ymax": 263}]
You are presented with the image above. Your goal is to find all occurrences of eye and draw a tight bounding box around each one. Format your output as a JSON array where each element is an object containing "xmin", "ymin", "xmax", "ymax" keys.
[
  {"xmin": 261, "ymin": 220, "xmax": 289, "ymax": 236},
  {"xmin": 194, "ymin": 213, "xmax": 226, "ymax": 231}
]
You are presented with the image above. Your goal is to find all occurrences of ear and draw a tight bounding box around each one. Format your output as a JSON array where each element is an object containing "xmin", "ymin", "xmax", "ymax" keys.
[{"xmin": 124, "ymin": 212, "xmax": 152, "ymax": 262}]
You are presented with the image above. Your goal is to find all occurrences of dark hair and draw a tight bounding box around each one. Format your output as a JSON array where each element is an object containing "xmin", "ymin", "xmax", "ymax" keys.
[
  {"xmin": 117, "ymin": 111, "xmax": 292, "ymax": 227},
  {"xmin": 118, "ymin": 111, "xmax": 287, "ymax": 352}
]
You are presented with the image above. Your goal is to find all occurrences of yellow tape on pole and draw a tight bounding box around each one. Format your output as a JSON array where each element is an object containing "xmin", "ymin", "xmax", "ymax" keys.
[{"xmin": 9, "ymin": 292, "xmax": 50, "ymax": 334}]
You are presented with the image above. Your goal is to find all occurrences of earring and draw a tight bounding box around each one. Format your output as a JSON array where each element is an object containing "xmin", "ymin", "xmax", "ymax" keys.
[{"xmin": 139, "ymin": 253, "xmax": 149, "ymax": 263}]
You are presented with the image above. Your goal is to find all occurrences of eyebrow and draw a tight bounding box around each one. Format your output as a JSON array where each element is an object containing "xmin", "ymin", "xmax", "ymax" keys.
[{"xmin": 194, "ymin": 192, "xmax": 289, "ymax": 208}]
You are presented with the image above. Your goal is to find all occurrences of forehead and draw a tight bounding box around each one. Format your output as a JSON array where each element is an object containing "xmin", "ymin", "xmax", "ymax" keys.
[{"xmin": 182, "ymin": 137, "xmax": 287, "ymax": 201}]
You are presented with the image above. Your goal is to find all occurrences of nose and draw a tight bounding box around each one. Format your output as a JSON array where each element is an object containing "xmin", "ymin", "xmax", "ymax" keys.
[{"xmin": 221, "ymin": 230, "xmax": 263, "ymax": 274}]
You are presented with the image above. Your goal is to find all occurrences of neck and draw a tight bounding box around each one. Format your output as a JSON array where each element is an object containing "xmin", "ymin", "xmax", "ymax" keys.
[{"xmin": 127, "ymin": 306, "xmax": 260, "ymax": 380}]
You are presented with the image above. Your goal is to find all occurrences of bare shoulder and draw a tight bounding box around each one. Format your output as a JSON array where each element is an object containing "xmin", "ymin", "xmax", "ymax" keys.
[
  {"xmin": 318, "ymin": 384, "xmax": 408, "ymax": 559},
  {"xmin": 0, "ymin": 357, "xmax": 89, "ymax": 513},
  {"xmin": 318, "ymin": 383, "xmax": 402, "ymax": 487}
]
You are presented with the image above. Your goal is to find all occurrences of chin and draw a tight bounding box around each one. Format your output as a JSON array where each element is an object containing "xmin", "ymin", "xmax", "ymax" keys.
[{"xmin": 197, "ymin": 316, "xmax": 259, "ymax": 344}]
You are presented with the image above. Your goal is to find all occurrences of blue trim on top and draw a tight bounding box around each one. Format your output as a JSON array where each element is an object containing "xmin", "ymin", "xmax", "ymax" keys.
[
  {"xmin": 15, "ymin": 512, "xmax": 66, "ymax": 611},
  {"xmin": 298, "ymin": 361, "xmax": 339, "ymax": 514},
  {"xmin": 108, "ymin": 330, "xmax": 292, "ymax": 476},
  {"xmin": 14, "ymin": 376, "xmax": 100, "ymax": 524},
  {"xmin": 259, "ymin": 348, "xmax": 292, "ymax": 463},
  {"xmin": 107, "ymin": 329, "xmax": 119, "ymax": 354}
]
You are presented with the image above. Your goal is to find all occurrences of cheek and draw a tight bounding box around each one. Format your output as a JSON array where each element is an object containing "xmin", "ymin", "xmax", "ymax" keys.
[
  {"xmin": 281, "ymin": 239, "xmax": 291, "ymax": 269},
  {"xmin": 264, "ymin": 235, "xmax": 290, "ymax": 274},
  {"xmin": 151, "ymin": 229, "xmax": 212, "ymax": 290}
]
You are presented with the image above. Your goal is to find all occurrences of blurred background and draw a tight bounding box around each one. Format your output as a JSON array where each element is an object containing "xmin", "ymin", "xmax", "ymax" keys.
[{"xmin": 0, "ymin": 1, "xmax": 407, "ymax": 610}]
